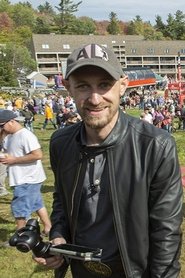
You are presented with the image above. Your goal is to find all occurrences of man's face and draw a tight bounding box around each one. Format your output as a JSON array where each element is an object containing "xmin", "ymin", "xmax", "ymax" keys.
[
  {"xmin": 0, "ymin": 120, "xmax": 14, "ymax": 134},
  {"xmin": 65, "ymin": 66, "xmax": 127, "ymax": 130}
]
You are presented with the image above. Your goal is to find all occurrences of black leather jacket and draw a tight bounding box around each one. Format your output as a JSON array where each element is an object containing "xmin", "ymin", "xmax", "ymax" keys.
[{"xmin": 49, "ymin": 111, "xmax": 183, "ymax": 278}]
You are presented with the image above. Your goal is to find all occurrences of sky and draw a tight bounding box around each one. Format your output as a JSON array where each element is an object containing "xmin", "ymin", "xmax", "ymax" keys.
[{"xmin": 10, "ymin": 0, "xmax": 185, "ymax": 24}]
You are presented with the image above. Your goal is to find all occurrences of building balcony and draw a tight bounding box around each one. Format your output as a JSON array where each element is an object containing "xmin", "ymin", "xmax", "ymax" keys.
[{"xmin": 37, "ymin": 58, "xmax": 58, "ymax": 62}]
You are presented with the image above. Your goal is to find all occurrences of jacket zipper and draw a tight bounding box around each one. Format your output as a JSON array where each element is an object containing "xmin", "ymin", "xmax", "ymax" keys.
[{"xmin": 70, "ymin": 152, "xmax": 83, "ymax": 218}]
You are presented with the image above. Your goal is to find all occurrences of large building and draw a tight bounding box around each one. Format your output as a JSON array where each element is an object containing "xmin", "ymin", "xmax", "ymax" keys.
[{"xmin": 31, "ymin": 34, "xmax": 185, "ymax": 79}]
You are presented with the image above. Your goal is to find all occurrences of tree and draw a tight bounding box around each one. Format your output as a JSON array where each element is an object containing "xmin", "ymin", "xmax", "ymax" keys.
[
  {"xmin": 37, "ymin": 1, "xmax": 55, "ymax": 16},
  {"xmin": 155, "ymin": 10, "xmax": 185, "ymax": 40},
  {"xmin": 0, "ymin": 12, "xmax": 13, "ymax": 31},
  {"xmin": 34, "ymin": 17, "xmax": 51, "ymax": 34},
  {"xmin": 155, "ymin": 15, "xmax": 166, "ymax": 32},
  {"xmin": 55, "ymin": 0, "xmax": 82, "ymax": 33},
  {"xmin": 0, "ymin": 0, "xmax": 11, "ymax": 13},
  {"xmin": 173, "ymin": 10, "xmax": 185, "ymax": 39},
  {"xmin": 143, "ymin": 25, "xmax": 165, "ymax": 40},
  {"xmin": 10, "ymin": 3, "xmax": 36, "ymax": 30},
  {"xmin": 127, "ymin": 15, "xmax": 145, "ymax": 35},
  {"xmin": 0, "ymin": 45, "xmax": 18, "ymax": 86},
  {"xmin": 107, "ymin": 12, "xmax": 120, "ymax": 34},
  {"xmin": 69, "ymin": 16, "xmax": 96, "ymax": 34},
  {"xmin": 0, "ymin": 42, "xmax": 36, "ymax": 87},
  {"xmin": 15, "ymin": 26, "xmax": 33, "ymax": 45}
]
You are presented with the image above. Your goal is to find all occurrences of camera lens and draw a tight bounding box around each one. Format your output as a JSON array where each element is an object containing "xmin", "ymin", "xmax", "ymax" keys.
[{"xmin": 16, "ymin": 242, "xmax": 31, "ymax": 253}]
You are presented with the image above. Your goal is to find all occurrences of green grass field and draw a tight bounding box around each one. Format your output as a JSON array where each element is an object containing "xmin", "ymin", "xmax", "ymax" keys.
[{"xmin": 0, "ymin": 110, "xmax": 184, "ymax": 278}]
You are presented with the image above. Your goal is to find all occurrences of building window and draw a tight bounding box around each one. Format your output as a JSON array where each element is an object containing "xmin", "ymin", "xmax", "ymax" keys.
[
  {"xmin": 42, "ymin": 44, "xmax": 49, "ymax": 49},
  {"xmin": 63, "ymin": 44, "xmax": 70, "ymax": 49},
  {"xmin": 164, "ymin": 48, "xmax": 170, "ymax": 54},
  {"xmin": 131, "ymin": 48, "xmax": 136, "ymax": 54},
  {"xmin": 147, "ymin": 48, "xmax": 154, "ymax": 54},
  {"xmin": 180, "ymin": 49, "xmax": 185, "ymax": 54}
]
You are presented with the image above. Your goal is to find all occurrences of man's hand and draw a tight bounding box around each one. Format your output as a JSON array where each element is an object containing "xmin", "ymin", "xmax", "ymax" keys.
[
  {"xmin": 33, "ymin": 237, "xmax": 66, "ymax": 269},
  {"xmin": 0, "ymin": 154, "xmax": 16, "ymax": 165},
  {"xmin": 33, "ymin": 255, "xmax": 64, "ymax": 269}
]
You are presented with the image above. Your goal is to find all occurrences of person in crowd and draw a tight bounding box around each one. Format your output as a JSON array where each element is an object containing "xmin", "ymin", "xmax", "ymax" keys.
[
  {"xmin": 0, "ymin": 110, "xmax": 51, "ymax": 234},
  {"xmin": 64, "ymin": 111, "xmax": 81, "ymax": 127},
  {"xmin": 34, "ymin": 43, "xmax": 183, "ymax": 277},
  {"xmin": 140, "ymin": 106, "xmax": 153, "ymax": 124},
  {"xmin": 152, "ymin": 106, "xmax": 164, "ymax": 128},
  {"xmin": 0, "ymin": 129, "xmax": 9, "ymax": 196},
  {"xmin": 14, "ymin": 97, "xmax": 23, "ymax": 110},
  {"xmin": 161, "ymin": 105, "xmax": 173, "ymax": 133},
  {"xmin": 12, "ymin": 105, "xmax": 20, "ymax": 117},
  {"xmin": 56, "ymin": 108, "xmax": 66, "ymax": 129},
  {"xmin": 0, "ymin": 96, "xmax": 5, "ymax": 109},
  {"xmin": 41, "ymin": 101, "xmax": 57, "ymax": 130},
  {"xmin": 21, "ymin": 106, "xmax": 34, "ymax": 132}
]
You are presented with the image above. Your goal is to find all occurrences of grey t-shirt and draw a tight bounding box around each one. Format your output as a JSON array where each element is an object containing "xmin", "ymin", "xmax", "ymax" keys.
[{"xmin": 75, "ymin": 153, "xmax": 120, "ymax": 261}]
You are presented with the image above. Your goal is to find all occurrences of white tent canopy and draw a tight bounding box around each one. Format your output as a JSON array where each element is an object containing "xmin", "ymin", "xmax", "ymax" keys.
[{"xmin": 26, "ymin": 71, "xmax": 48, "ymax": 88}]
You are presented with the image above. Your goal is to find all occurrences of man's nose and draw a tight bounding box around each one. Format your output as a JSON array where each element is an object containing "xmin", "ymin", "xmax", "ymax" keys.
[{"xmin": 87, "ymin": 91, "xmax": 102, "ymax": 105}]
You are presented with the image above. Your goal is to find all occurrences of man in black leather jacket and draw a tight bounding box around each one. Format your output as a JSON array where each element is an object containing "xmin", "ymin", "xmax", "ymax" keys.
[{"xmin": 34, "ymin": 44, "xmax": 183, "ymax": 278}]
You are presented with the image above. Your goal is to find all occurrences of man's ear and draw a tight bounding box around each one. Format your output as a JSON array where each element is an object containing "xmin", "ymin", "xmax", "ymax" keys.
[
  {"xmin": 63, "ymin": 79, "xmax": 73, "ymax": 96},
  {"xmin": 120, "ymin": 76, "xmax": 128, "ymax": 97}
]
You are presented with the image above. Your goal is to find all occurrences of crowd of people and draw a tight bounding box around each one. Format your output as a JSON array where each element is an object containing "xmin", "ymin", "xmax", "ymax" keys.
[
  {"xmin": 0, "ymin": 94, "xmax": 82, "ymax": 132},
  {"xmin": 0, "ymin": 86, "xmax": 185, "ymax": 135},
  {"xmin": 120, "ymin": 90, "xmax": 185, "ymax": 132},
  {"xmin": 0, "ymin": 42, "xmax": 184, "ymax": 277}
]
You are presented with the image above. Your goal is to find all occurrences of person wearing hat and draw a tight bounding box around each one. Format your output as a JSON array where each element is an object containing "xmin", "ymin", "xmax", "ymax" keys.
[
  {"xmin": 34, "ymin": 44, "xmax": 182, "ymax": 277},
  {"xmin": 0, "ymin": 110, "xmax": 51, "ymax": 234}
]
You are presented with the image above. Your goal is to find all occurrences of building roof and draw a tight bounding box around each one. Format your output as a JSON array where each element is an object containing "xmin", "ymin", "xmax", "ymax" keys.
[
  {"xmin": 125, "ymin": 40, "xmax": 185, "ymax": 55},
  {"xmin": 32, "ymin": 34, "xmax": 144, "ymax": 53},
  {"xmin": 26, "ymin": 71, "xmax": 48, "ymax": 82}
]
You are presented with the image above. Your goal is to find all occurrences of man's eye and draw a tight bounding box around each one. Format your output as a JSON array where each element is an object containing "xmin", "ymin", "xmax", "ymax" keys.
[
  {"xmin": 76, "ymin": 84, "xmax": 89, "ymax": 89},
  {"xmin": 99, "ymin": 82, "xmax": 112, "ymax": 89}
]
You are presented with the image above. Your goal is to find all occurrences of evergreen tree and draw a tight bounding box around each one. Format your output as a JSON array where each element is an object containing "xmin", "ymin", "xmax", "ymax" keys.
[
  {"xmin": 37, "ymin": 1, "xmax": 55, "ymax": 15},
  {"xmin": 0, "ymin": 45, "xmax": 17, "ymax": 86},
  {"xmin": 155, "ymin": 15, "xmax": 166, "ymax": 32},
  {"xmin": 55, "ymin": 0, "xmax": 82, "ymax": 34},
  {"xmin": 33, "ymin": 17, "xmax": 51, "ymax": 34},
  {"xmin": 107, "ymin": 12, "xmax": 120, "ymax": 34},
  {"xmin": 69, "ymin": 17, "xmax": 96, "ymax": 35}
]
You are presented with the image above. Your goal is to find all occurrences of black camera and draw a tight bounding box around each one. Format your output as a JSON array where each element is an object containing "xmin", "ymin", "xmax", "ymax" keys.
[
  {"xmin": 9, "ymin": 218, "xmax": 51, "ymax": 258},
  {"xmin": 9, "ymin": 219, "xmax": 102, "ymax": 261}
]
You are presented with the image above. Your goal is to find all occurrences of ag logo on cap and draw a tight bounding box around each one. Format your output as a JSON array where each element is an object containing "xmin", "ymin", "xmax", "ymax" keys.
[{"xmin": 77, "ymin": 44, "xmax": 109, "ymax": 62}]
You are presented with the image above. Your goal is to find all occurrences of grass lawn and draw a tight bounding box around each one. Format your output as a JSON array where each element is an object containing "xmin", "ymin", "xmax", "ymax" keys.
[{"xmin": 0, "ymin": 110, "xmax": 184, "ymax": 278}]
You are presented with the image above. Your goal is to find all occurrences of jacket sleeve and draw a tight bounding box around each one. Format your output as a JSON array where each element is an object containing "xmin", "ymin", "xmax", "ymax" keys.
[{"xmin": 149, "ymin": 135, "xmax": 183, "ymax": 277}]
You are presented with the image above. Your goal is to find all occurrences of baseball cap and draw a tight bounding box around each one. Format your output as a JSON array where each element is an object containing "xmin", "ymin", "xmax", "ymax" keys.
[
  {"xmin": 0, "ymin": 110, "xmax": 25, "ymax": 123},
  {"xmin": 65, "ymin": 43, "xmax": 124, "ymax": 80}
]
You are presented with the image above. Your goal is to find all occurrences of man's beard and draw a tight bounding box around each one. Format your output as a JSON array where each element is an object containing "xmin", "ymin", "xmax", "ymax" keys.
[{"xmin": 83, "ymin": 114, "xmax": 110, "ymax": 129}]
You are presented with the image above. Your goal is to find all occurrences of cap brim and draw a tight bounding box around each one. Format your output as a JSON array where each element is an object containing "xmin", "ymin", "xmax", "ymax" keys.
[
  {"xmin": 15, "ymin": 116, "xmax": 25, "ymax": 122},
  {"xmin": 65, "ymin": 59, "xmax": 122, "ymax": 80}
]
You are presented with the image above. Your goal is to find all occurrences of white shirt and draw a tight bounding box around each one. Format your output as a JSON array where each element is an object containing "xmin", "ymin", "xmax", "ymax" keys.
[{"xmin": 4, "ymin": 128, "xmax": 46, "ymax": 186}]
